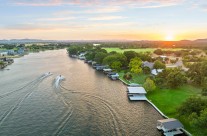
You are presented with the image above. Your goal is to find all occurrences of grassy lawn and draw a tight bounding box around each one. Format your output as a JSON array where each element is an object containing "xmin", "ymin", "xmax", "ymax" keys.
[
  {"xmin": 147, "ymin": 85, "xmax": 201, "ymax": 116},
  {"xmin": 103, "ymin": 47, "xmax": 184, "ymax": 54},
  {"xmin": 118, "ymin": 71, "xmax": 149, "ymax": 84},
  {"xmin": 147, "ymin": 85, "xmax": 202, "ymax": 135},
  {"xmin": 118, "ymin": 71, "xmax": 203, "ymax": 134},
  {"xmin": 103, "ymin": 48, "xmax": 155, "ymax": 53}
]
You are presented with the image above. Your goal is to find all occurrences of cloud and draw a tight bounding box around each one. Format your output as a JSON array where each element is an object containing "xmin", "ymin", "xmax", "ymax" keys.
[
  {"xmin": 37, "ymin": 17, "xmax": 76, "ymax": 21},
  {"xmin": 11, "ymin": 0, "xmax": 183, "ymax": 8},
  {"xmin": 88, "ymin": 16, "xmax": 125, "ymax": 21}
]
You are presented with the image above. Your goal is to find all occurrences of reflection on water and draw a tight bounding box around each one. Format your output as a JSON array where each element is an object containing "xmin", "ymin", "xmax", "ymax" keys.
[{"xmin": 0, "ymin": 49, "xmax": 162, "ymax": 136}]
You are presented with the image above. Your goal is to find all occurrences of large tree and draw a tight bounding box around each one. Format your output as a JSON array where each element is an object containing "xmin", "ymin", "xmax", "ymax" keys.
[
  {"xmin": 154, "ymin": 49, "xmax": 163, "ymax": 55},
  {"xmin": 123, "ymin": 51, "xmax": 137, "ymax": 63},
  {"xmin": 143, "ymin": 78, "xmax": 156, "ymax": 92},
  {"xmin": 166, "ymin": 68, "xmax": 187, "ymax": 88},
  {"xmin": 153, "ymin": 60, "xmax": 166, "ymax": 69},
  {"xmin": 111, "ymin": 61, "xmax": 122, "ymax": 71},
  {"xmin": 94, "ymin": 52, "xmax": 107, "ymax": 64},
  {"xmin": 67, "ymin": 46, "xmax": 79, "ymax": 55},
  {"xmin": 103, "ymin": 53, "xmax": 127, "ymax": 67},
  {"xmin": 129, "ymin": 57, "xmax": 142, "ymax": 74},
  {"xmin": 187, "ymin": 61, "xmax": 207, "ymax": 86}
]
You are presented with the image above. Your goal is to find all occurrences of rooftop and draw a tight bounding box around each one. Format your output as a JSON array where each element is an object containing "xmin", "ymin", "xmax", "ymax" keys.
[
  {"xmin": 158, "ymin": 118, "xmax": 183, "ymax": 130},
  {"xmin": 127, "ymin": 87, "xmax": 147, "ymax": 94}
]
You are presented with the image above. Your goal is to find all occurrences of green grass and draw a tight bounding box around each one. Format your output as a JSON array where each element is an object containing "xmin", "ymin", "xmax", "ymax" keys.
[
  {"xmin": 147, "ymin": 85, "xmax": 202, "ymax": 135},
  {"xmin": 103, "ymin": 47, "xmax": 184, "ymax": 54},
  {"xmin": 118, "ymin": 71, "xmax": 149, "ymax": 84},
  {"xmin": 103, "ymin": 48, "xmax": 155, "ymax": 53},
  {"xmin": 147, "ymin": 85, "xmax": 201, "ymax": 116}
]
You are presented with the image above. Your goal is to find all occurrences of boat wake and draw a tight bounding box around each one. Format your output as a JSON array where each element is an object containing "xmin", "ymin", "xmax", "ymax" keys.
[
  {"xmin": 55, "ymin": 75, "xmax": 65, "ymax": 88},
  {"xmin": 0, "ymin": 72, "xmax": 52, "ymax": 99},
  {"xmin": 59, "ymin": 82, "xmax": 126, "ymax": 136},
  {"xmin": 0, "ymin": 72, "xmax": 52, "ymax": 126}
]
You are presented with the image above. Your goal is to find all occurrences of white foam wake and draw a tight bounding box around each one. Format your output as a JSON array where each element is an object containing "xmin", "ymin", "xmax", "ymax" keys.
[{"xmin": 55, "ymin": 75, "xmax": 65, "ymax": 88}]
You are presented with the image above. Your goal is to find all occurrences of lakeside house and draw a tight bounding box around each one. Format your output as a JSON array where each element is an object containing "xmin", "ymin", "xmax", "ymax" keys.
[
  {"xmin": 17, "ymin": 47, "xmax": 25, "ymax": 55},
  {"xmin": 127, "ymin": 87, "xmax": 147, "ymax": 100},
  {"xmin": 96, "ymin": 65, "xmax": 108, "ymax": 71},
  {"xmin": 107, "ymin": 72, "xmax": 119, "ymax": 80},
  {"xmin": 0, "ymin": 58, "xmax": 14, "ymax": 69},
  {"xmin": 103, "ymin": 68, "xmax": 112, "ymax": 74},
  {"xmin": 0, "ymin": 50, "xmax": 8, "ymax": 56},
  {"xmin": 157, "ymin": 118, "xmax": 184, "ymax": 136},
  {"xmin": 142, "ymin": 61, "xmax": 154, "ymax": 70}
]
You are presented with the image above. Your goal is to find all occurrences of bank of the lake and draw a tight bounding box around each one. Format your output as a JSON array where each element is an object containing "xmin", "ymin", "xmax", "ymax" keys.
[
  {"xmin": 118, "ymin": 71, "xmax": 202, "ymax": 135},
  {"xmin": 0, "ymin": 49, "xmax": 163, "ymax": 136}
]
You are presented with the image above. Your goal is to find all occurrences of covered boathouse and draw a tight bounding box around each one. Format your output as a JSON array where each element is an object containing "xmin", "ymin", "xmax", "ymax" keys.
[
  {"xmin": 127, "ymin": 87, "xmax": 147, "ymax": 100},
  {"xmin": 157, "ymin": 118, "xmax": 184, "ymax": 136}
]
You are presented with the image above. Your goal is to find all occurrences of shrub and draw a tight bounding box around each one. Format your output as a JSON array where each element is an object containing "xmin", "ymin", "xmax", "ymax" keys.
[{"xmin": 123, "ymin": 72, "xmax": 132, "ymax": 80}]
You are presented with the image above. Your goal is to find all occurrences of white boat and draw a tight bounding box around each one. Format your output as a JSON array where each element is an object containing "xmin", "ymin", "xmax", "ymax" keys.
[{"xmin": 44, "ymin": 72, "xmax": 53, "ymax": 76}]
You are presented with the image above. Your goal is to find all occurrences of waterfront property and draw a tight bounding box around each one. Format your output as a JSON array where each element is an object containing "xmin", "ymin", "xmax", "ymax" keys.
[
  {"xmin": 142, "ymin": 61, "xmax": 154, "ymax": 70},
  {"xmin": 103, "ymin": 68, "xmax": 112, "ymax": 74},
  {"xmin": 107, "ymin": 72, "xmax": 119, "ymax": 80},
  {"xmin": 157, "ymin": 118, "xmax": 184, "ymax": 136},
  {"xmin": 0, "ymin": 50, "xmax": 8, "ymax": 56},
  {"xmin": 96, "ymin": 65, "xmax": 108, "ymax": 71},
  {"xmin": 127, "ymin": 87, "xmax": 147, "ymax": 100}
]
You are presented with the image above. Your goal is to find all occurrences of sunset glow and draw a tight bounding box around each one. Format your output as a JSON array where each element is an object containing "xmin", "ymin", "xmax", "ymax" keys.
[
  {"xmin": 165, "ymin": 35, "xmax": 174, "ymax": 41},
  {"xmin": 0, "ymin": 0, "xmax": 207, "ymax": 40}
]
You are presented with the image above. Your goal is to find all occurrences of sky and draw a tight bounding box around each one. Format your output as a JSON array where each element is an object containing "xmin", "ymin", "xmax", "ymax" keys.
[{"xmin": 0, "ymin": 0, "xmax": 207, "ymax": 41}]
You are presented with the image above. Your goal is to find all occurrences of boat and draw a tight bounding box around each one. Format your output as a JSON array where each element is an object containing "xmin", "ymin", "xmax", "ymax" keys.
[{"xmin": 44, "ymin": 72, "xmax": 53, "ymax": 76}]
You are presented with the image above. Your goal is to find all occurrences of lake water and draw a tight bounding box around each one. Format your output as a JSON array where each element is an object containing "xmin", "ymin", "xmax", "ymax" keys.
[{"xmin": 0, "ymin": 49, "xmax": 162, "ymax": 136}]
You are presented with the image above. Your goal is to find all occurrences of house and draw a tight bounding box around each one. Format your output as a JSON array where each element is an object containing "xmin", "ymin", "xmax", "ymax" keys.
[
  {"xmin": 151, "ymin": 69, "xmax": 163, "ymax": 76},
  {"xmin": 157, "ymin": 118, "xmax": 184, "ymax": 136},
  {"xmin": 160, "ymin": 55, "xmax": 167, "ymax": 61},
  {"xmin": 0, "ymin": 50, "xmax": 8, "ymax": 56},
  {"xmin": 127, "ymin": 87, "xmax": 147, "ymax": 100},
  {"xmin": 17, "ymin": 47, "xmax": 24, "ymax": 54},
  {"xmin": 107, "ymin": 72, "xmax": 119, "ymax": 80},
  {"xmin": 103, "ymin": 68, "xmax": 112, "ymax": 74},
  {"xmin": 96, "ymin": 65, "xmax": 108, "ymax": 71},
  {"xmin": 143, "ymin": 61, "xmax": 154, "ymax": 70},
  {"xmin": 7, "ymin": 50, "xmax": 15, "ymax": 55}
]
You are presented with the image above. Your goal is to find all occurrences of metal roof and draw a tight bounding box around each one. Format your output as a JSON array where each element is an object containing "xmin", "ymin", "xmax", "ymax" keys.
[
  {"xmin": 127, "ymin": 87, "xmax": 147, "ymax": 94},
  {"xmin": 158, "ymin": 118, "xmax": 183, "ymax": 130}
]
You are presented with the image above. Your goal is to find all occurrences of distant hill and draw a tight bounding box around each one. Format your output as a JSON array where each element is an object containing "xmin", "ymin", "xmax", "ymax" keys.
[
  {"xmin": 194, "ymin": 39, "xmax": 207, "ymax": 43},
  {"xmin": 0, "ymin": 39, "xmax": 57, "ymax": 44}
]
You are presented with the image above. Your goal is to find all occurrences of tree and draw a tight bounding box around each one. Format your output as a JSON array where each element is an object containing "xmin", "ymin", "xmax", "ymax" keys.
[
  {"xmin": 166, "ymin": 68, "xmax": 187, "ymax": 88},
  {"xmin": 177, "ymin": 97, "xmax": 207, "ymax": 135},
  {"xmin": 129, "ymin": 57, "xmax": 142, "ymax": 74},
  {"xmin": 202, "ymin": 87, "xmax": 207, "ymax": 96},
  {"xmin": 111, "ymin": 61, "xmax": 122, "ymax": 71},
  {"xmin": 187, "ymin": 61, "xmax": 207, "ymax": 86},
  {"xmin": 191, "ymin": 108, "xmax": 207, "ymax": 135},
  {"xmin": 85, "ymin": 52, "xmax": 95, "ymax": 60},
  {"xmin": 143, "ymin": 78, "xmax": 156, "ymax": 92},
  {"xmin": 94, "ymin": 52, "xmax": 107, "ymax": 64},
  {"xmin": 103, "ymin": 53, "xmax": 127, "ymax": 67},
  {"xmin": 67, "ymin": 46, "xmax": 79, "ymax": 55},
  {"xmin": 123, "ymin": 51, "xmax": 137, "ymax": 63},
  {"xmin": 153, "ymin": 60, "xmax": 166, "ymax": 69},
  {"xmin": 154, "ymin": 49, "xmax": 163, "ymax": 55},
  {"xmin": 178, "ymin": 97, "xmax": 207, "ymax": 116},
  {"xmin": 143, "ymin": 66, "xmax": 151, "ymax": 74},
  {"xmin": 123, "ymin": 72, "xmax": 132, "ymax": 80}
]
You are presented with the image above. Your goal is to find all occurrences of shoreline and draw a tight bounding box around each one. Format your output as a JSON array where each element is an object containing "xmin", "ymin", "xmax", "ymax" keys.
[{"xmin": 118, "ymin": 77, "xmax": 192, "ymax": 136}]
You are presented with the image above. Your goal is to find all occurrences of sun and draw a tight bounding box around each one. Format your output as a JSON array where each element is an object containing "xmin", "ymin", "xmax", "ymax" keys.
[{"xmin": 165, "ymin": 35, "xmax": 174, "ymax": 41}]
